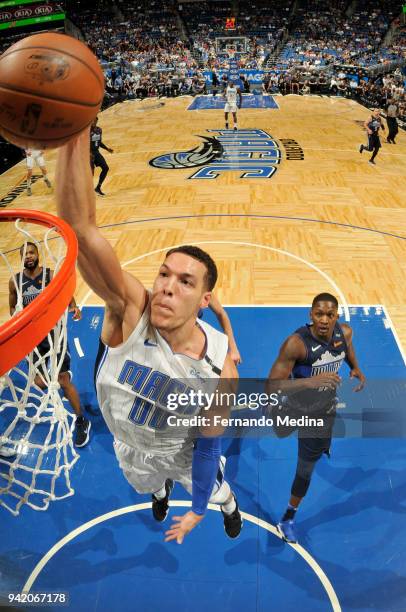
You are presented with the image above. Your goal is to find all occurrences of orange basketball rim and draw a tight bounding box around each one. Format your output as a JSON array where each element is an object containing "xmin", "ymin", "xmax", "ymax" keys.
[{"xmin": 0, "ymin": 209, "xmax": 78, "ymax": 376}]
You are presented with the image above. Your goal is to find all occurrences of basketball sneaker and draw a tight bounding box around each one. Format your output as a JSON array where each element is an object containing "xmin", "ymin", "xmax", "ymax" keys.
[
  {"xmin": 152, "ymin": 479, "xmax": 174, "ymax": 522},
  {"xmin": 221, "ymin": 493, "xmax": 243, "ymax": 538},
  {"xmin": 27, "ymin": 187, "xmax": 32, "ymax": 196},
  {"xmin": 368, "ymin": 160, "xmax": 376, "ymax": 165},
  {"xmin": 74, "ymin": 416, "xmax": 91, "ymax": 448},
  {"xmin": 44, "ymin": 177, "xmax": 52, "ymax": 188},
  {"xmin": 277, "ymin": 519, "xmax": 298, "ymax": 544},
  {"xmin": 359, "ymin": 145, "xmax": 364, "ymax": 154},
  {"xmin": 95, "ymin": 186, "xmax": 105, "ymax": 196}
]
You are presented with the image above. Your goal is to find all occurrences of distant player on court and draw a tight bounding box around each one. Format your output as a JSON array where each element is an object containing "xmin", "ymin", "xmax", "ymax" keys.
[
  {"xmin": 224, "ymin": 80, "xmax": 242, "ymax": 131},
  {"xmin": 24, "ymin": 148, "xmax": 52, "ymax": 196},
  {"xmin": 359, "ymin": 108, "xmax": 385, "ymax": 165},
  {"xmin": 8, "ymin": 242, "xmax": 91, "ymax": 448},
  {"xmin": 90, "ymin": 117, "xmax": 113, "ymax": 196},
  {"xmin": 55, "ymin": 130, "xmax": 243, "ymax": 544},
  {"xmin": 267, "ymin": 293, "xmax": 365, "ymax": 543}
]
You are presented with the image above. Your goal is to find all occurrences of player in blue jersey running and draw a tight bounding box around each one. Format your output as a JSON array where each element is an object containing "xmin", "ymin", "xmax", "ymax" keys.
[
  {"xmin": 267, "ymin": 293, "xmax": 365, "ymax": 543},
  {"xmin": 359, "ymin": 108, "xmax": 385, "ymax": 165}
]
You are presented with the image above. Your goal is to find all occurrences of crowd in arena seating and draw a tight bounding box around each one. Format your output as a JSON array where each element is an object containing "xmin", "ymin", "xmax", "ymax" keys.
[
  {"xmin": 278, "ymin": 0, "xmax": 404, "ymax": 69},
  {"xmin": 180, "ymin": 0, "xmax": 232, "ymax": 39},
  {"xmin": 237, "ymin": 0, "xmax": 291, "ymax": 41},
  {"xmin": 63, "ymin": 0, "xmax": 406, "ymax": 100},
  {"xmin": 0, "ymin": 0, "xmax": 405, "ymax": 170},
  {"xmin": 69, "ymin": 0, "xmax": 406, "ymax": 129}
]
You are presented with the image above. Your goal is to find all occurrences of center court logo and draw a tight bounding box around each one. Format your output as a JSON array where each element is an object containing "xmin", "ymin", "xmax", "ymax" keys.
[{"xmin": 149, "ymin": 129, "xmax": 281, "ymax": 179}]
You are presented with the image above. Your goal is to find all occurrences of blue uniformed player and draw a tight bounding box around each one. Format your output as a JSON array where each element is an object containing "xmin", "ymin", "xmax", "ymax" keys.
[
  {"xmin": 359, "ymin": 108, "xmax": 385, "ymax": 165},
  {"xmin": 8, "ymin": 242, "xmax": 91, "ymax": 448},
  {"xmin": 267, "ymin": 293, "xmax": 365, "ymax": 543},
  {"xmin": 90, "ymin": 117, "xmax": 114, "ymax": 196}
]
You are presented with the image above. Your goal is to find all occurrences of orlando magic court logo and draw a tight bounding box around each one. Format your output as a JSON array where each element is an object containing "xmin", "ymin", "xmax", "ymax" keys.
[{"xmin": 149, "ymin": 129, "xmax": 281, "ymax": 179}]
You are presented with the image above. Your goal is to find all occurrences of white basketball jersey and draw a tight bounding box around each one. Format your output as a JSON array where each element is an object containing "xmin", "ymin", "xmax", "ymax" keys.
[
  {"xmin": 95, "ymin": 302, "xmax": 229, "ymax": 456},
  {"xmin": 226, "ymin": 86, "xmax": 238, "ymax": 105}
]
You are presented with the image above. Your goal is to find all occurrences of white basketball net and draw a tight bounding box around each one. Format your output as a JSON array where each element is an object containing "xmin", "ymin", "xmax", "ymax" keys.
[{"xmin": 0, "ymin": 219, "xmax": 79, "ymax": 516}]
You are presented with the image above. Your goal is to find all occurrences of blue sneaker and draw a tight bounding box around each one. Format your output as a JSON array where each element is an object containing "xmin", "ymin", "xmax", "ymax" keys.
[{"xmin": 277, "ymin": 520, "xmax": 298, "ymax": 543}]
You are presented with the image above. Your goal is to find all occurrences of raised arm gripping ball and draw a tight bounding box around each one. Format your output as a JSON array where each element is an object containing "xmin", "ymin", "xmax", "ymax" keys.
[{"xmin": 0, "ymin": 32, "xmax": 104, "ymax": 149}]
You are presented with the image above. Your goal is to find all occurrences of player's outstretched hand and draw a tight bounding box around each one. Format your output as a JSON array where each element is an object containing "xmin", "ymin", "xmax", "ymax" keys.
[
  {"xmin": 69, "ymin": 306, "xmax": 82, "ymax": 321},
  {"xmin": 304, "ymin": 372, "xmax": 341, "ymax": 390},
  {"xmin": 350, "ymin": 368, "xmax": 366, "ymax": 392},
  {"xmin": 230, "ymin": 347, "xmax": 242, "ymax": 365},
  {"xmin": 165, "ymin": 511, "xmax": 204, "ymax": 544}
]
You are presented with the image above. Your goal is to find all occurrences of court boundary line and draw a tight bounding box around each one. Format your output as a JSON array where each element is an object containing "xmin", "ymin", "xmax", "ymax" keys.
[
  {"xmin": 97, "ymin": 214, "xmax": 406, "ymax": 242},
  {"xmin": 73, "ymin": 338, "xmax": 84, "ymax": 358},
  {"xmin": 3, "ymin": 213, "xmax": 405, "ymax": 258},
  {"xmin": 382, "ymin": 305, "xmax": 406, "ymax": 366},
  {"xmin": 21, "ymin": 501, "xmax": 341, "ymax": 612},
  {"xmin": 79, "ymin": 240, "xmax": 350, "ymax": 321}
]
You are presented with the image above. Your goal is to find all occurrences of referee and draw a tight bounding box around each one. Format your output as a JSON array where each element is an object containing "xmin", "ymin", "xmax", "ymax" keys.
[
  {"xmin": 359, "ymin": 108, "xmax": 385, "ymax": 165},
  {"xmin": 386, "ymin": 99, "xmax": 398, "ymax": 144},
  {"xmin": 90, "ymin": 117, "xmax": 114, "ymax": 196}
]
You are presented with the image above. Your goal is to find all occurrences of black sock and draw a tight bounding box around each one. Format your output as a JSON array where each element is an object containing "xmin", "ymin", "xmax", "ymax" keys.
[{"xmin": 282, "ymin": 504, "xmax": 297, "ymax": 522}]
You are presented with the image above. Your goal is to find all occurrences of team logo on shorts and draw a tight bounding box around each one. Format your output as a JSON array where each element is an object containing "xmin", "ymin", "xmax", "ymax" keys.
[{"xmin": 149, "ymin": 129, "xmax": 281, "ymax": 179}]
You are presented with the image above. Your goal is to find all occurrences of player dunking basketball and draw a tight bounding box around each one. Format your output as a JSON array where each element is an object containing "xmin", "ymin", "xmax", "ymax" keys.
[
  {"xmin": 55, "ymin": 130, "xmax": 243, "ymax": 544},
  {"xmin": 224, "ymin": 80, "xmax": 242, "ymax": 131}
]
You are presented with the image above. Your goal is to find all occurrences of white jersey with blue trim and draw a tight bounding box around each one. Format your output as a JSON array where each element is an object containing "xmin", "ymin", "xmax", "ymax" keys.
[
  {"xmin": 95, "ymin": 301, "xmax": 228, "ymax": 456},
  {"xmin": 225, "ymin": 86, "xmax": 238, "ymax": 106}
]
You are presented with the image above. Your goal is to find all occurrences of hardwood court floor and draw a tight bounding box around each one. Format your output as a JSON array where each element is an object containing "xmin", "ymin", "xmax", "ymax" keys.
[{"xmin": 0, "ymin": 94, "xmax": 405, "ymax": 348}]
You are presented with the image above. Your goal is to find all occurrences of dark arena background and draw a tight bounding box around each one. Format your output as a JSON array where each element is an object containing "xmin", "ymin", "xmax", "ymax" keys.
[{"xmin": 0, "ymin": 1, "xmax": 406, "ymax": 611}]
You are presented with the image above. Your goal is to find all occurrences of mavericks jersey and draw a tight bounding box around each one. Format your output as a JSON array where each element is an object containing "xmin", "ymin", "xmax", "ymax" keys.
[
  {"xmin": 90, "ymin": 127, "xmax": 103, "ymax": 153},
  {"xmin": 15, "ymin": 267, "xmax": 51, "ymax": 308},
  {"xmin": 95, "ymin": 301, "xmax": 229, "ymax": 456},
  {"xmin": 225, "ymin": 86, "xmax": 238, "ymax": 106},
  {"xmin": 289, "ymin": 323, "xmax": 348, "ymax": 414},
  {"xmin": 367, "ymin": 117, "xmax": 381, "ymax": 134},
  {"xmin": 292, "ymin": 323, "xmax": 348, "ymax": 379}
]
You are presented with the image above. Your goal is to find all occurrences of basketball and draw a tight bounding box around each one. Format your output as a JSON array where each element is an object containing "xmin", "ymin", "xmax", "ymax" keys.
[{"xmin": 0, "ymin": 33, "xmax": 104, "ymax": 149}]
